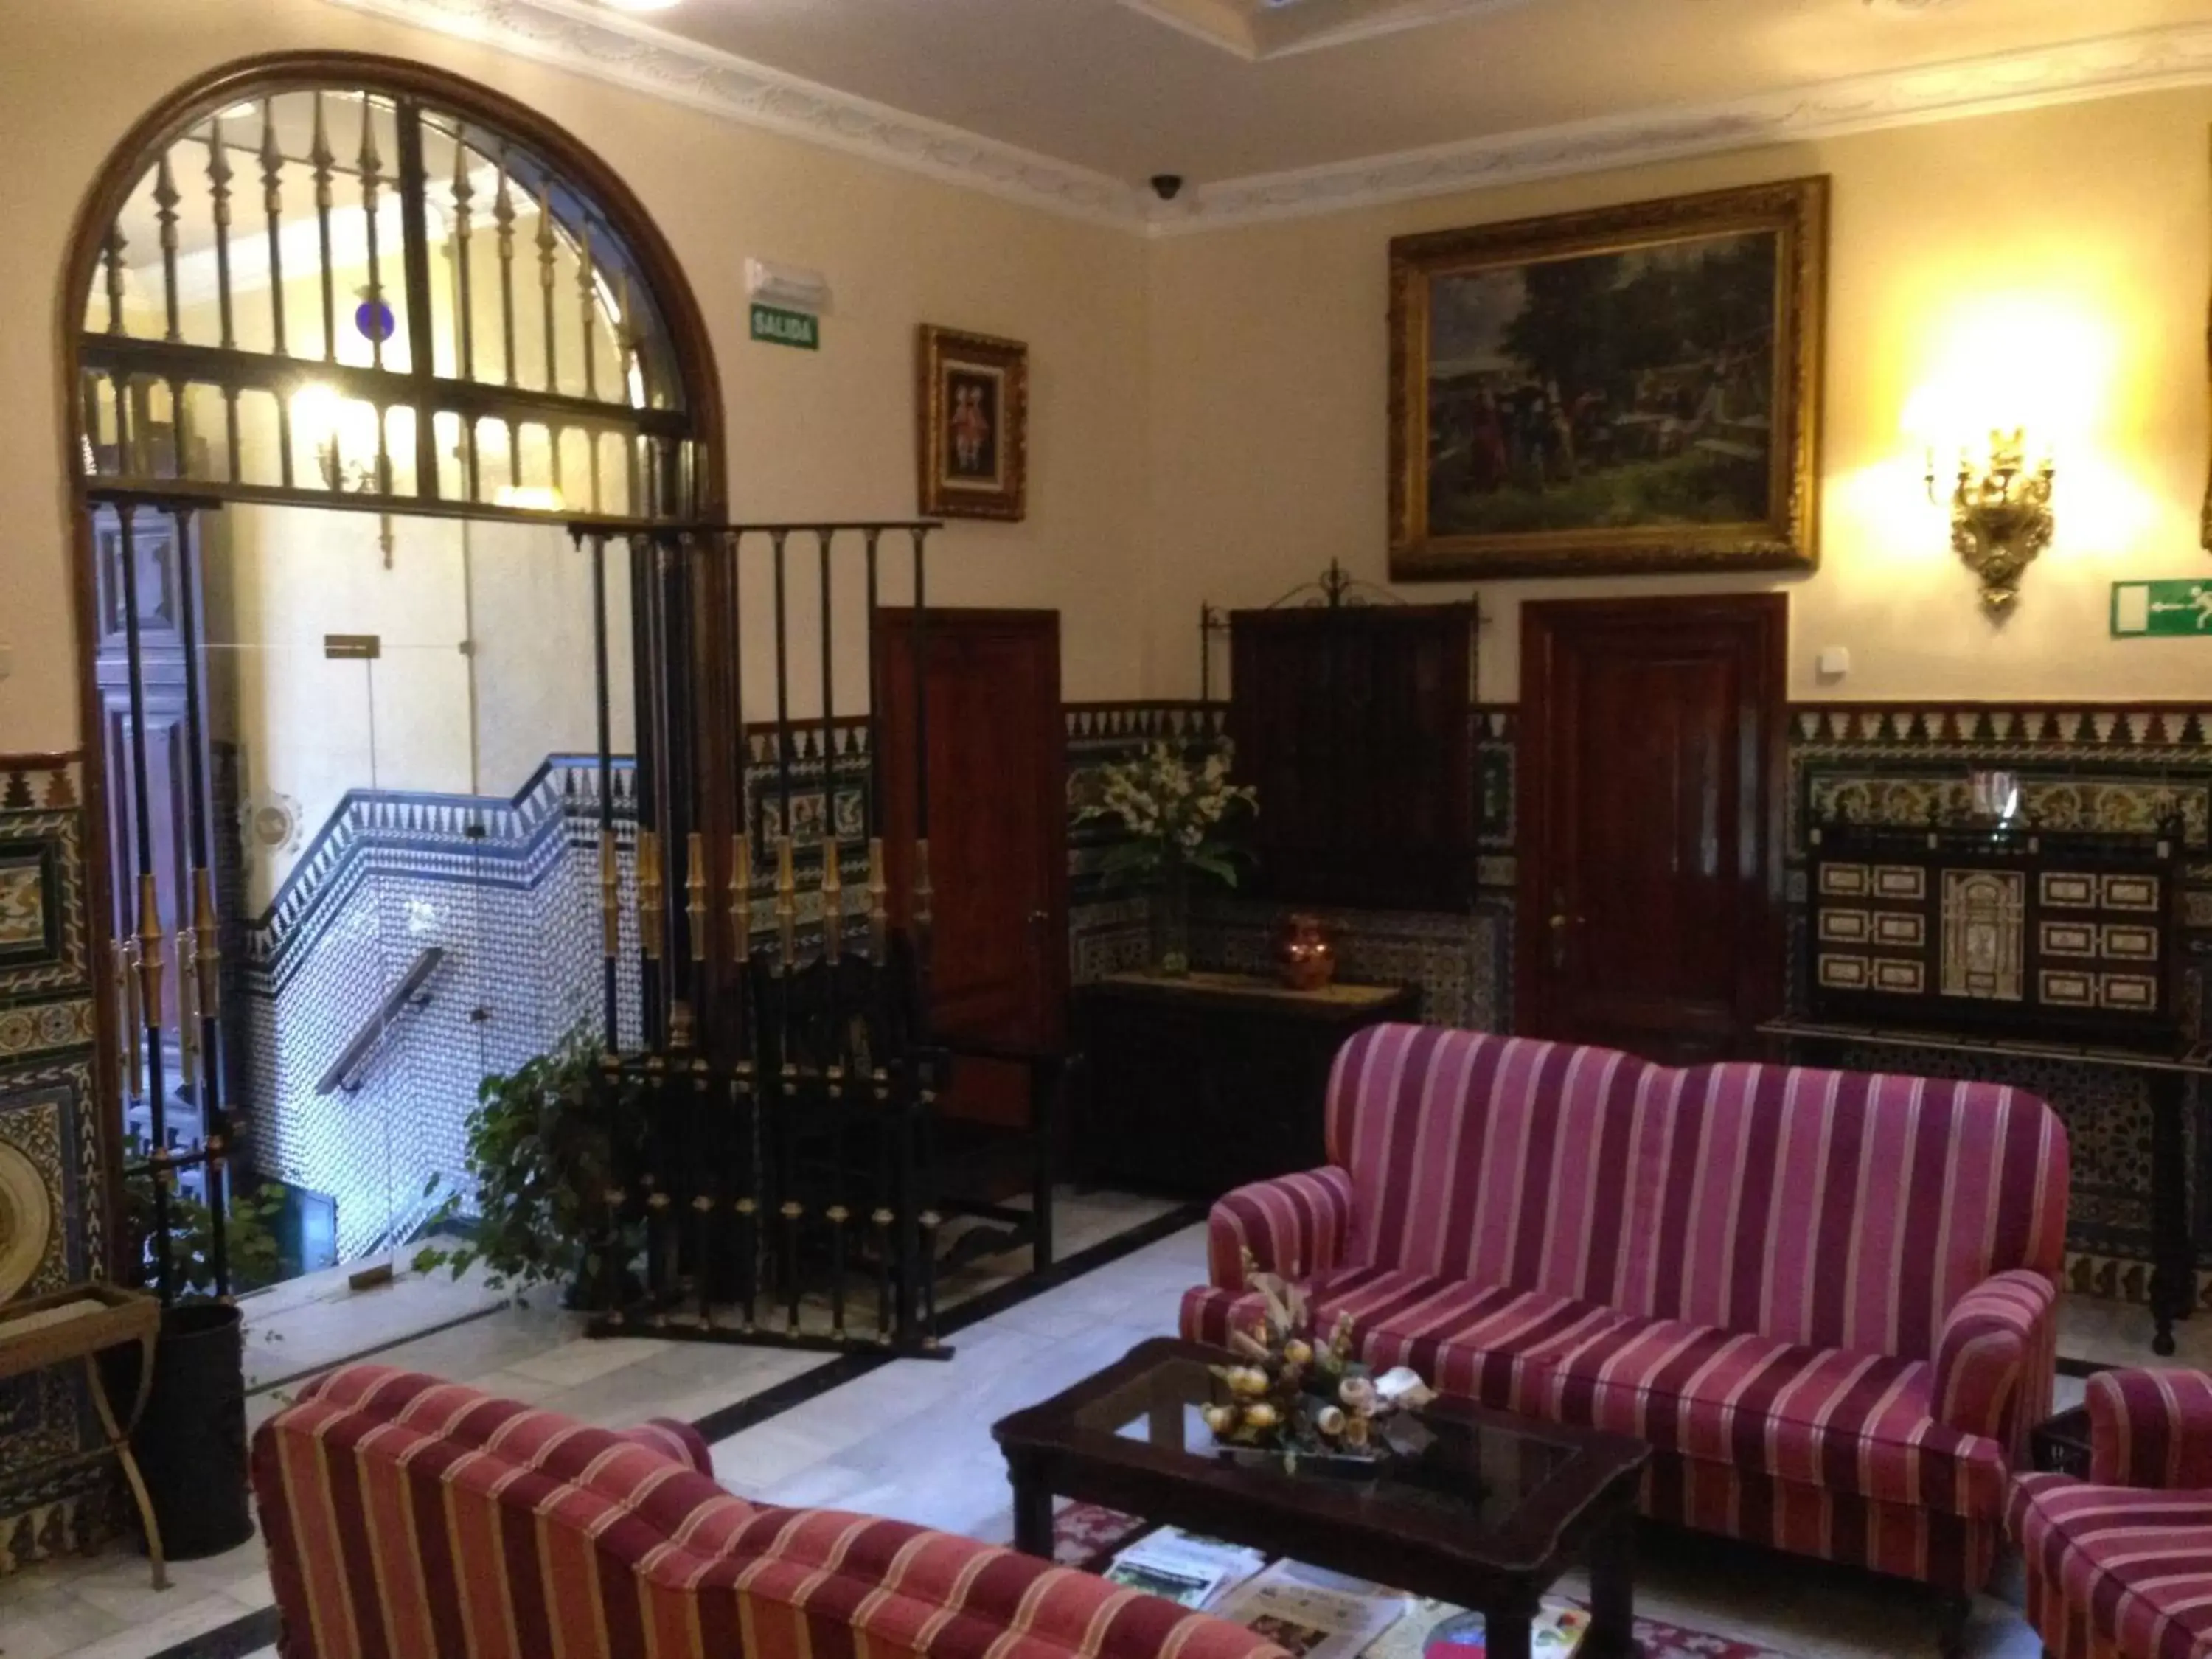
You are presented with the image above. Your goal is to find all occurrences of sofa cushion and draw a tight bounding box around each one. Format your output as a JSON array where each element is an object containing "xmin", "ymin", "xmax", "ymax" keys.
[
  {"xmin": 1324, "ymin": 1026, "xmax": 2069, "ymax": 1364},
  {"xmin": 2012, "ymin": 1472, "xmax": 2212, "ymax": 1659},
  {"xmin": 1305, "ymin": 1267, "xmax": 2008, "ymax": 1521}
]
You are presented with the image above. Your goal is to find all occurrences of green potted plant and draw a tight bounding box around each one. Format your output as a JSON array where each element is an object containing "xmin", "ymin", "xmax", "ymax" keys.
[
  {"xmin": 1078, "ymin": 740, "xmax": 1257, "ymax": 975},
  {"xmin": 115, "ymin": 1138, "xmax": 283, "ymax": 1560},
  {"xmin": 413, "ymin": 1031, "xmax": 644, "ymax": 1308}
]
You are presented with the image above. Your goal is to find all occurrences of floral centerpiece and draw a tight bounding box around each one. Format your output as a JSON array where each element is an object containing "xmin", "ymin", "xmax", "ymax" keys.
[
  {"xmin": 1202, "ymin": 1251, "xmax": 1430, "ymax": 1475},
  {"xmin": 1078, "ymin": 740, "xmax": 1256, "ymax": 975}
]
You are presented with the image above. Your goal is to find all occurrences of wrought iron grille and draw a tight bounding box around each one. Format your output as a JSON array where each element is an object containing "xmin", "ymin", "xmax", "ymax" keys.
[{"xmin": 79, "ymin": 86, "xmax": 705, "ymax": 524}]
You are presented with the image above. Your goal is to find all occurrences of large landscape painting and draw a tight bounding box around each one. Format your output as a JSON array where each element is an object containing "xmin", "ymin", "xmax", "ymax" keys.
[{"xmin": 1389, "ymin": 178, "xmax": 1827, "ymax": 580}]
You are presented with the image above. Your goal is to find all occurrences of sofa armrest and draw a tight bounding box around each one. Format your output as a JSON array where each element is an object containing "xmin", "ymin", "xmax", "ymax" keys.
[
  {"xmin": 2087, "ymin": 1368, "xmax": 2212, "ymax": 1489},
  {"xmin": 1206, "ymin": 1166, "xmax": 1356, "ymax": 1290},
  {"xmin": 615, "ymin": 1417, "xmax": 714, "ymax": 1474},
  {"xmin": 1933, "ymin": 1270, "xmax": 2058, "ymax": 1454}
]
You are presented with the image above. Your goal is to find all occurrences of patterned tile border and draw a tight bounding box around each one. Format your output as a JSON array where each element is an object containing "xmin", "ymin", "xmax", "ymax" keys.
[{"xmin": 0, "ymin": 754, "xmax": 108, "ymax": 1573}]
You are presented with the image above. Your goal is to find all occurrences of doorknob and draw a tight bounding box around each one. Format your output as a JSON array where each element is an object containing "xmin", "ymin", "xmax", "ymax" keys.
[{"xmin": 1548, "ymin": 888, "xmax": 1570, "ymax": 971}]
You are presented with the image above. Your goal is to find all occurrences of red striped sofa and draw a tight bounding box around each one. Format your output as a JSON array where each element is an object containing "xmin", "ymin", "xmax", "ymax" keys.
[
  {"xmin": 2011, "ymin": 1368, "xmax": 2212, "ymax": 1659},
  {"xmin": 253, "ymin": 1364, "xmax": 1288, "ymax": 1659},
  {"xmin": 1180, "ymin": 1025, "xmax": 2069, "ymax": 1598}
]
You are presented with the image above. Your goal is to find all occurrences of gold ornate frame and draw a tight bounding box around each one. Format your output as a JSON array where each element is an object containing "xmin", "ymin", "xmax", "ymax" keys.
[
  {"xmin": 1388, "ymin": 175, "xmax": 1829, "ymax": 580},
  {"xmin": 917, "ymin": 325, "xmax": 1029, "ymax": 521}
]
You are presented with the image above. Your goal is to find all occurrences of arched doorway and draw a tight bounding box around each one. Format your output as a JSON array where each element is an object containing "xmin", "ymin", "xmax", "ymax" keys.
[{"xmin": 60, "ymin": 52, "xmax": 724, "ymax": 1307}]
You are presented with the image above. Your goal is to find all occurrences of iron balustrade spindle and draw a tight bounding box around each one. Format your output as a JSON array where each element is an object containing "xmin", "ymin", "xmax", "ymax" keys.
[
  {"xmin": 258, "ymin": 102, "xmax": 293, "ymax": 487},
  {"xmin": 310, "ymin": 92, "xmax": 337, "ymax": 363},
  {"xmin": 557, "ymin": 516, "xmax": 951, "ymax": 1357},
  {"xmin": 115, "ymin": 502, "xmax": 174, "ymax": 1301},
  {"xmin": 170, "ymin": 505, "xmax": 233, "ymax": 1294}
]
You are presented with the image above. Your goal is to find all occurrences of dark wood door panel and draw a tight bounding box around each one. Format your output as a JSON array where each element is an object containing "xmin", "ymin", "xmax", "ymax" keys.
[
  {"xmin": 1517, "ymin": 595, "xmax": 1785, "ymax": 1063},
  {"xmin": 875, "ymin": 609, "xmax": 1067, "ymax": 1128}
]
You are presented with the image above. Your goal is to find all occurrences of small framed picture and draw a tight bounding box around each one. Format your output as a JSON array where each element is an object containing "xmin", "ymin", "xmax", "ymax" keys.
[{"xmin": 917, "ymin": 325, "xmax": 1027, "ymax": 521}]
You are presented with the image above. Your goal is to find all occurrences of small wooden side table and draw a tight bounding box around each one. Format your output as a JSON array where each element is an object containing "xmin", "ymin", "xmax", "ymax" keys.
[{"xmin": 0, "ymin": 1283, "xmax": 165, "ymax": 1587}]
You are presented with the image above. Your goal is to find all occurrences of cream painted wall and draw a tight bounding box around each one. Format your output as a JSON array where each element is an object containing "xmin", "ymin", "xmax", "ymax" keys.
[
  {"xmin": 1144, "ymin": 89, "xmax": 2212, "ymax": 703},
  {"xmin": 8, "ymin": 4, "xmax": 2212, "ymax": 745},
  {"xmin": 0, "ymin": 0, "xmax": 1152, "ymax": 755}
]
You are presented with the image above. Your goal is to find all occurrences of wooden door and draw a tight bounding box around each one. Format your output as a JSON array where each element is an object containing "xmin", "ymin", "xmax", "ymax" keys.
[
  {"xmin": 874, "ymin": 610, "xmax": 1066, "ymax": 1125},
  {"xmin": 1517, "ymin": 594, "xmax": 1786, "ymax": 1063}
]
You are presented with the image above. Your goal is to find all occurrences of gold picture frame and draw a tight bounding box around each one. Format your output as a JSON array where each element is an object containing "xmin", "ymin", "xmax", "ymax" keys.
[
  {"xmin": 917, "ymin": 325, "xmax": 1029, "ymax": 521},
  {"xmin": 1388, "ymin": 176, "xmax": 1828, "ymax": 580}
]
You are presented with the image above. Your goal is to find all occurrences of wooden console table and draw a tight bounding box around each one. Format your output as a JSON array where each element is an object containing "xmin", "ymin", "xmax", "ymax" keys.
[
  {"xmin": 0, "ymin": 1284, "xmax": 165, "ymax": 1586},
  {"xmin": 1077, "ymin": 971, "xmax": 1417, "ymax": 1198},
  {"xmin": 1761, "ymin": 1017, "xmax": 2212, "ymax": 1358}
]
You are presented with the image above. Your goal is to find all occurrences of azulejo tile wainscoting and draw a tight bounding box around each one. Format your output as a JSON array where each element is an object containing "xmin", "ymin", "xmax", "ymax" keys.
[
  {"xmin": 1784, "ymin": 703, "xmax": 2212, "ymax": 1304},
  {"xmin": 1079, "ymin": 697, "xmax": 2212, "ymax": 1304},
  {"xmin": 0, "ymin": 754, "xmax": 111, "ymax": 1573}
]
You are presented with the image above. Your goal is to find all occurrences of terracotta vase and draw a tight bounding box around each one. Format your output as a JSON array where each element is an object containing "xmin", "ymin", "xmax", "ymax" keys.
[{"xmin": 1276, "ymin": 913, "xmax": 1335, "ymax": 991}]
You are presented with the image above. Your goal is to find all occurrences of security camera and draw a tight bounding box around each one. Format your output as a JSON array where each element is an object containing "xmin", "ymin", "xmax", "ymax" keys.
[{"xmin": 1150, "ymin": 174, "xmax": 1185, "ymax": 202}]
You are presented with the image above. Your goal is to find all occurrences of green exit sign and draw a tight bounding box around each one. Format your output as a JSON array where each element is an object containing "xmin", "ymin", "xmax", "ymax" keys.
[
  {"xmin": 750, "ymin": 302, "xmax": 818, "ymax": 351},
  {"xmin": 2112, "ymin": 579, "xmax": 2212, "ymax": 637}
]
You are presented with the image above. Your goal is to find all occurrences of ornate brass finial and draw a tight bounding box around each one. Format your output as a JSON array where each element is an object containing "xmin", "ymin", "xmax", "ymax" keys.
[
  {"xmin": 866, "ymin": 836, "xmax": 890, "ymax": 964},
  {"xmin": 685, "ymin": 832, "xmax": 708, "ymax": 963},
  {"xmin": 135, "ymin": 873, "xmax": 165, "ymax": 1028},
  {"xmin": 599, "ymin": 830, "xmax": 621, "ymax": 958},
  {"xmin": 192, "ymin": 867, "xmax": 221, "ymax": 1018},
  {"xmin": 636, "ymin": 830, "xmax": 664, "ymax": 960},
  {"xmin": 775, "ymin": 835, "xmax": 798, "ymax": 970},
  {"xmin": 729, "ymin": 832, "xmax": 754, "ymax": 955}
]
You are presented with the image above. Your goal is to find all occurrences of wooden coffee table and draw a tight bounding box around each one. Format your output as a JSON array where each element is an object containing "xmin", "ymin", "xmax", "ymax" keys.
[{"xmin": 992, "ymin": 1338, "xmax": 1650, "ymax": 1659}]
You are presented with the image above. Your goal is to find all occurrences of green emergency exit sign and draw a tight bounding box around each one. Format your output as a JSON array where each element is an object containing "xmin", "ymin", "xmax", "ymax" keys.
[
  {"xmin": 2111, "ymin": 579, "xmax": 2212, "ymax": 637},
  {"xmin": 750, "ymin": 303, "xmax": 818, "ymax": 351}
]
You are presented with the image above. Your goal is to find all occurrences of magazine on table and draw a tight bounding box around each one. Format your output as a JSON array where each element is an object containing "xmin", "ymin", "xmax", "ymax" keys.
[
  {"xmin": 1210, "ymin": 1560, "xmax": 1409, "ymax": 1659},
  {"xmin": 1102, "ymin": 1529, "xmax": 1268, "ymax": 1610},
  {"xmin": 1360, "ymin": 1595, "xmax": 1590, "ymax": 1659}
]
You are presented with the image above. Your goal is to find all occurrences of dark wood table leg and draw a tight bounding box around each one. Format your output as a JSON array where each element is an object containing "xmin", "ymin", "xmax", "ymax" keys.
[
  {"xmin": 2149, "ymin": 1071, "xmax": 2192, "ymax": 1357},
  {"xmin": 1582, "ymin": 1509, "xmax": 1640, "ymax": 1658},
  {"xmin": 1483, "ymin": 1608, "xmax": 1534, "ymax": 1659},
  {"xmin": 1008, "ymin": 1453, "xmax": 1055, "ymax": 1558}
]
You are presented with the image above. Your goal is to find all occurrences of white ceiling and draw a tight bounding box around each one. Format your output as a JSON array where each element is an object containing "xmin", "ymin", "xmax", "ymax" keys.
[
  {"xmin": 334, "ymin": 0, "xmax": 2212, "ymax": 228},
  {"xmin": 598, "ymin": 0, "xmax": 2212, "ymax": 184}
]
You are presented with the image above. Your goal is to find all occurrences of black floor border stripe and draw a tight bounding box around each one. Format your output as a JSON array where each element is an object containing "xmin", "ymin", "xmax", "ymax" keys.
[
  {"xmin": 145, "ymin": 1203, "xmax": 1206, "ymax": 1659},
  {"xmin": 689, "ymin": 1202, "xmax": 1205, "ymax": 1444}
]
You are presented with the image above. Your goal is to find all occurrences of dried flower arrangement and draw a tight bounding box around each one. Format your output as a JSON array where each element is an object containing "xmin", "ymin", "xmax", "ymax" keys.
[{"xmin": 1201, "ymin": 1251, "xmax": 1432, "ymax": 1475}]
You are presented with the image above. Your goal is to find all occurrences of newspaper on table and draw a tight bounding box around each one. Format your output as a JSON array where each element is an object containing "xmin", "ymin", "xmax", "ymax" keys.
[
  {"xmin": 1360, "ymin": 1595, "xmax": 1590, "ymax": 1659},
  {"xmin": 1210, "ymin": 1559, "xmax": 1409, "ymax": 1659},
  {"xmin": 1102, "ymin": 1528, "xmax": 1268, "ymax": 1610}
]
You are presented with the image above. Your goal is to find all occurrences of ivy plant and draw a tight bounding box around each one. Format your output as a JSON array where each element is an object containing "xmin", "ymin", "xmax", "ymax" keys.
[{"xmin": 412, "ymin": 1031, "xmax": 644, "ymax": 1306}]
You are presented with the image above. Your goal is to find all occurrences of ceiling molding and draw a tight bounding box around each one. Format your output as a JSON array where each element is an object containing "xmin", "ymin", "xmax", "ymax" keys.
[
  {"xmin": 1118, "ymin": 0, "xmax": 1541, "ymax": 63},
  {"xmin": 320, "ymin": 0, "xmax": 1149, "ymax": 228},
  {"xmin": 1157, "ymin": 21, "xmax": 2212, "ymax": 232},
  {"xmin": 323, "ymin": 1, "xmax": 2212, "ymax": 239}
]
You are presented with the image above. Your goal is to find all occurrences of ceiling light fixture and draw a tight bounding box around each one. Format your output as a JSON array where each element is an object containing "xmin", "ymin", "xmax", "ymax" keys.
[{"xmin": 598, "ymin": 0, "xmax": 682, "ymax": 12}]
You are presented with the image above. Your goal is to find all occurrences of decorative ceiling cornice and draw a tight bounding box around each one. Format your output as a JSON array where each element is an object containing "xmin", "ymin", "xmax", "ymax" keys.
[
  {"xmin": 321, "ymin": 0, "xmax": 1150, "ymax": 228},
  {"xmin": 1160, "ymin": 21, "xmax": 2212, "ymax": 232},
  {"xmin": 324, "ymin": 1, "xmax": 2212, "ymax": 237}
]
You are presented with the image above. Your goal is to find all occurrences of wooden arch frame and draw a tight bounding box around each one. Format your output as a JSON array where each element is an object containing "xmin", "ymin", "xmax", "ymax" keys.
[{"xmin": 55, "ymin": 50, "xmax": 728, "ymax": 1274}]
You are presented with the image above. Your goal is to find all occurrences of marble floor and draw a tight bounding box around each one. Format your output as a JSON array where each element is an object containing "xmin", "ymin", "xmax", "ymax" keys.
[{"xmin": 4, "ymin": 1204, "xmax": 2208, "ymax": 1659}]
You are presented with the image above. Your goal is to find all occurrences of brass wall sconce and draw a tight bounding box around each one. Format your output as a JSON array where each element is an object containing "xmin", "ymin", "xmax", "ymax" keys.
[{"xmin": 1930, "ymin": 428, "xmax": 2055, "ymax": 615}]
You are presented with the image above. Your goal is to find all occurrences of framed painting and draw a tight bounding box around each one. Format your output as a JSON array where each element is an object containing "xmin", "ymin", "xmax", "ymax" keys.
[
  {"xmin": 1388, "ymin": 176, "xmax": 1828, "ymax": 580},
  {"xmin": 917, "ymin": 325, "xmax": 1028, "ymax": 521}
]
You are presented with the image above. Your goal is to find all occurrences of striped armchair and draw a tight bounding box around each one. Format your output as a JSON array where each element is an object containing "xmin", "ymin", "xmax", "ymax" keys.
[
  {"xmin": 2012, "ymin": 1368, "xmax": 2212, "ymax": 1659},
  {"xmin": 253, "ymin": 1365, "xmax": 1288, "ymax": 1659},
  {"xmin": 1181, "ymin": 1025, "xmax": 2070, "ymax": 1599}
]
